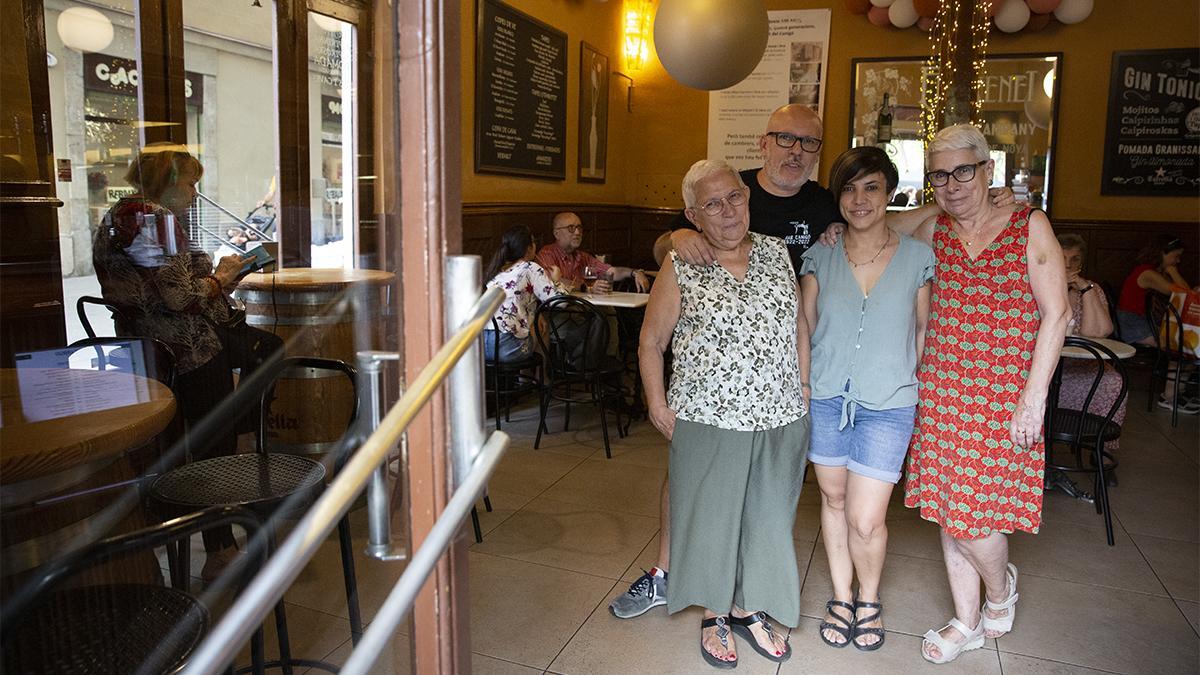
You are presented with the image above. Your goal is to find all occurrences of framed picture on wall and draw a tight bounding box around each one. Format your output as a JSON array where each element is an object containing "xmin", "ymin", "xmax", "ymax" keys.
[
  {"xmin": 577, "ymin": 42, "xmax": 609, "ymax": 183},
  {"xmin": 849, "ymin": 54, "xmax": 1062, "ymax": 215}
]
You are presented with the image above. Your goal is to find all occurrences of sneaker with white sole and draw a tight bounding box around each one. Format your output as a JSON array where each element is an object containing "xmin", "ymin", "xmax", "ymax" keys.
[
  {"xmin": 609, "ymin": 568, "xmax": 667, "ymax": 619},
  {"xmin": 1157, "ymin": 396, "xmax": 1200, "ymax": 414}
]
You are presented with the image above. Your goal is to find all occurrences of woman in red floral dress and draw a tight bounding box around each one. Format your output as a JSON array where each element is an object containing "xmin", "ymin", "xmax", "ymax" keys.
[{"xmin": 902, "ymin": 125, "xmax": 1069, "ymax": 664}]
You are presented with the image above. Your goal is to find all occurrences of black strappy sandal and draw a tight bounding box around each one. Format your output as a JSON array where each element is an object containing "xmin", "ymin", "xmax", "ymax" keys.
[
  {"xmin": 729, "ymin": 611, "xmax": 791, "ymax": 663},
  {"xmin": 700, "ymin": 615, "xmax": 737, "ymax": 669},
  {"xmin": 851, "ymin": 598, "xmax": 886, "ymax": 652},
  {"xmin": 819, "ymin": 599, "xmax": 855, "ymax": 648}
]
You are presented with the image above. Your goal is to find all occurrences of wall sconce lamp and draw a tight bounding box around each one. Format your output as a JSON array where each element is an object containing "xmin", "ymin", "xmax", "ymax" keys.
[
  {"xmin": 613, "ymin": 72, "xmax": 634, "ymax": 112},
  {"xmin": 623, "ymin": 0, "xmax": 652, "ymax": 72}
]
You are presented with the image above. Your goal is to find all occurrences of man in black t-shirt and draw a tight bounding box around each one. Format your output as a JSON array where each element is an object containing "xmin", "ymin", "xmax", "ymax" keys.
[
  {"xmin": 666, "ymin": 104, "xmax": 841, "ymax": 277},
  {"xmin": 666, "ymin": 103, "xmax": 956, "ymax": 276}
]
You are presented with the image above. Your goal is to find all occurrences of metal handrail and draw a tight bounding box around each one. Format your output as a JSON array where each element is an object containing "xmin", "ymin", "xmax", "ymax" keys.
[
  {"xmin": 182, "ymin": 280, "xmax": 506, "ymax": 675},
  {"xmin": 341, "ymin": 431, "xmax": 509, "ymax": 674},
  {"xmin": 196, "ymin": 191, "xmax": 275, "ymax": 242}
]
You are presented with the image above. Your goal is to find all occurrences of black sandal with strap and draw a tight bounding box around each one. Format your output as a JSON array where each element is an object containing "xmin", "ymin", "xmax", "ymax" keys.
[
  {"xmin": 730, "ymin": 611, "xmax": 790, "ymax": 663},
  {"xmin": 851, "ymin": 598, "xmax": 885, "ymax": 652},
  {"xmin": 819, "ymin": 599, "xmax": 855, "ymax": 648},
  {"xmin": 700, "ymin": 615, "xmax": 737, "ymax": 669}
]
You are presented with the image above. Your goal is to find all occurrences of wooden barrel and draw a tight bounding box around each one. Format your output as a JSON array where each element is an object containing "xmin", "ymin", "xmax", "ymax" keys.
[{"xmin": 235, "ymin": 269, "xmax": 394, "ymax": 456}]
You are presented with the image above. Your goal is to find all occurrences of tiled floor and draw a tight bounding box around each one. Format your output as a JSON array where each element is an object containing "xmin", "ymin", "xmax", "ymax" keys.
[{"xmin": 199, "ymin": 375, "xmax": 1199, "ymax": 674}]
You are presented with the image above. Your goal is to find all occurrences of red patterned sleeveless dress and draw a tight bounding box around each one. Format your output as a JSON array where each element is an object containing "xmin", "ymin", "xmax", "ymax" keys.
[{"xmin": 904, "ymin": 206, "xmax": 1044, "ymax": 538}]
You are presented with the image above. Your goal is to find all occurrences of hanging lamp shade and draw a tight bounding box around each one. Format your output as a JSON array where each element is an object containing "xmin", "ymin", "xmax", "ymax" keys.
[
  {"xmin": 654, "ymin": 0, "xmax": 769, "ymax": 90},
  {"xmin": 57, "ymin": 7, "xmax": 114, "ymax": 53}
]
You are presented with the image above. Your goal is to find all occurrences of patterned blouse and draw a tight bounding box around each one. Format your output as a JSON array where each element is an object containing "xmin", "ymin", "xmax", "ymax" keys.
[
  {"xmin": 486, "ymin": 260, "xmax": 565, "ymax": 339},
  {"xmin": 667, "ymin": 233, "xmax": 807, "ymax": 431},
  {"xmin": 92, "ymin": 196, "xmax": 232, "ymax": 374}
]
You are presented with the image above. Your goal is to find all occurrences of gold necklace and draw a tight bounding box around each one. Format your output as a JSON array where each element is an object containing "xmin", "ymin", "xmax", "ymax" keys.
[{"xmin": 845, "ymin": 230, "xmax": 891, "ymax": 268}]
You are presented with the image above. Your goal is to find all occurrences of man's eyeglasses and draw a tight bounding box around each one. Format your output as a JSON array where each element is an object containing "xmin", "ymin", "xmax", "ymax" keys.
[
  {"xmin": 554, "ymin": 224, "xmax": 583, "ymax": 233},
  {"xmin": 697, "ymin": 189, "xmax": 747, "ymax": 216},
  {"xmin": 925, "ymin": 160, "xmax": 988, "ymax": 187},
  {"xmin": 766, "ymin": 132, "xmax": 822, "ymax": 153}
]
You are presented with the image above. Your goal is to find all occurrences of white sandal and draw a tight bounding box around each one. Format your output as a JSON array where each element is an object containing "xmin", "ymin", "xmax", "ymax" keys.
[
  {"xmin": 981, "ymin": 563, "xmax": 1019, "ymax": 636},
  {"xmin": 921, "ymin": 617, "xmax": 985, "ymax": 664}
]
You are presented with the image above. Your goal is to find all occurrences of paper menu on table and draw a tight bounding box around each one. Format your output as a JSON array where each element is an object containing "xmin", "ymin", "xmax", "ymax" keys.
[{"xmin": 10, "ymin": 344, "xmax": 151, "ymax": 423}]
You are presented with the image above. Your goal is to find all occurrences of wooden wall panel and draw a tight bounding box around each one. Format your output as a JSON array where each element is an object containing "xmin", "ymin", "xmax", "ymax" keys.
[{"xmin": 465, "ymin": 206, "xmax": 1198, "ymax": 289}]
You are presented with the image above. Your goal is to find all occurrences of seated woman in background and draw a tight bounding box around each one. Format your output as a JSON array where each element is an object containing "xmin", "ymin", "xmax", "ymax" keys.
[
  {"xmin": 93, "ymin": 142, "xmax": 283, "ymax": 581},
  {"xmin": 1055, "ymin": 234, "xmax": 1128, "ymax": 447},
  {"xmin": 483, "ymin": 224, "xmax": 566, "ymax": 362},
  {"xmin": 1115, "ymin": 235, "xmax": 1189, "ymax": 345}
]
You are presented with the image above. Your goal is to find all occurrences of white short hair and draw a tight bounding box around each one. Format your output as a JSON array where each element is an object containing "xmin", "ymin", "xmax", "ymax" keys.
[
  {"xmin": 681, "ymin": 159, "xmax": 746, "ymax": 209},
  {"xmin": 927, "ymin": 123, "xmax": 990, "ymax": 162}
]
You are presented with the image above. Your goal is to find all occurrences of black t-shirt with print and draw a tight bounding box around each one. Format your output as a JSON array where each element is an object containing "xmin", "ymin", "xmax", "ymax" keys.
[{"xmin": 669, "ymin": 168, "xmax": 842, "ymax": 277}]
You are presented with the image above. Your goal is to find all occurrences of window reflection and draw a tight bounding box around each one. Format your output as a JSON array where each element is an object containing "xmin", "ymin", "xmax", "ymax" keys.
[{"xmin": 308, "ymin": 12, "xmax": 357, "ymax": 269}]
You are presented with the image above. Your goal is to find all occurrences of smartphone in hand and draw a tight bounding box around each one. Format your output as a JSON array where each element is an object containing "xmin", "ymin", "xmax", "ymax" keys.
[{"xmin": 240, "ymin": 245, "xmax": 276, "ymax": 274}]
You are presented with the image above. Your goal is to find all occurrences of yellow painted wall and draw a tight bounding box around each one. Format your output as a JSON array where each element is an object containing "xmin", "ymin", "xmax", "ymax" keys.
[{"xmin": 464, "ymin": 0, "xmax": 1200, "ymax": 223}]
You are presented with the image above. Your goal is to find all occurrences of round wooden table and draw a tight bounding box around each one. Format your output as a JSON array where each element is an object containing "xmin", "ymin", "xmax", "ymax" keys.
[
  {"xmin": 1, "ymin": 368, "xmax": 176, "ymax": 577},
  {"xmin": 236, "ymin": 268, "xmax": 395, "ymax": 456}
]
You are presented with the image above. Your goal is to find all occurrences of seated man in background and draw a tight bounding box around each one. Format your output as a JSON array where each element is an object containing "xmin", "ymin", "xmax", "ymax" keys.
[{"xmin": 537, "ymin": 212, "xmax": 649, "ymax": 292}]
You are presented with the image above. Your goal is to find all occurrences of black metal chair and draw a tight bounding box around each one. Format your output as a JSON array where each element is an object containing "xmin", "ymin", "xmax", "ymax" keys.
[
  {"xmin": 533, "ymin": 295, "xmax": 627, "ymax": 459},
  {"xmin": 1045, "ymin": 337, "xmax": 1128, "ymax": 546},
  {"xmin": 1145, "ymin": 292, "xmax": 1197, "ymax": 427},
  {"xmin": 1, "ymin": 506, "xmax": 262, "ymax": 675},
  {"xmin": 66, "ymin": 336, "xmax": 178, "ymax": 389},
  {"xmin": 76, "ymin": 296, "xmax": 129, "ymax": 339},
  {"xmin": 1099, "ymin": 281, "xmax": 1122, "ymax": 340},
  {"xmin": 148, "ymin": 356, "xmax": 363, "ymax": 670},
  {"xmin": 483, "ymin": 317, "xmax": 543, "ymax": 431}
]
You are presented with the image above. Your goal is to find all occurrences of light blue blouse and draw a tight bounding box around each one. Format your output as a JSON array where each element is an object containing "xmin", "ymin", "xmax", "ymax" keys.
[{"xmin": 800, "ymin": 234, "xmax": 935, "ymax": 429}]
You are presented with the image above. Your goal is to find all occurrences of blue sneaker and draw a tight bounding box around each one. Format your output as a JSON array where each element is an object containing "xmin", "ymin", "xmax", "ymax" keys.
[{"xmin": 609, "ymin": 568, "xmax": 667, "ymax": 619}]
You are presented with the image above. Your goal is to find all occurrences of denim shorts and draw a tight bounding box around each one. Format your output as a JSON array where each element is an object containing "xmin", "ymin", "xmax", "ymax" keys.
[{"xmin": 807, "ymin": 397, "xmax": 916, "ymax": 484}]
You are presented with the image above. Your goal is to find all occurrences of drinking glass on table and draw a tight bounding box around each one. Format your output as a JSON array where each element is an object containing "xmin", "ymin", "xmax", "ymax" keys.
[{"xmin": 583, "ymin": 265, "xmax": 611, "ymax": 294}]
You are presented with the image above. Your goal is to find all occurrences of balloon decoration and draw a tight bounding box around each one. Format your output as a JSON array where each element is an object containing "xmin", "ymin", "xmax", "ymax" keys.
[
  {"xmin": 654, "ymin": 0, "xmax": 770, "ymax": 90},
  {"xmin": 867, "ymin": 5, "xmax": 892, "ymax": 26},
  {"xmin": 913, "ymin": 0, "xmax": 940, "ymax": 18},
  {"xmin": 993, "ymin": 0, "xmax": 1030, "ymax": 33},
  {"xmin": 849, "ymin": 0, "xmax": 1091, "ymax": 31},
  {"xmin": 1053, "ymin": 0, "xmax": 1093, "ymax": 24},
  {"xmin": 888, "ymin": 0, "xmax": 919, "ymax": 28}
]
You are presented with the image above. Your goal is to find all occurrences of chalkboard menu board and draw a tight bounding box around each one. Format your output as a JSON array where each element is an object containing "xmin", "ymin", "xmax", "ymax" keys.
[
  {"xmin": 475, "ymin": 0, "xmax": 567, "ymax": 179},
  {"xmin": 1101, "ymin": 48, "xmax": 1200, "ymax": 196}
]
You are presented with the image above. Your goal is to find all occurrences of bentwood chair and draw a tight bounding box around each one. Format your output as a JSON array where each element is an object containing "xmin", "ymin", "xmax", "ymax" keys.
[
  {"xmin": 148, "ymin": 356, "xmax": 363, "ymax": 669},
  {"xmin": 1045, "ymin": 337, "xmax": 1128, "ymax": 546},
  {"xmin": 533, "ymin": 295, "xmax": 627, "ymax": 458},
  {"xmin": 1145, "ymin": 292, "xmax": 1197, "ymax": 427},
  {"xmin": 76, "ymin": 296, "xmax": 129, "ymax": 339},
  {"xmin": 2, "ymin": 506, "xmax": 261, "ymax": 675},
  {"xmin": 65, "ymin": 336, "xmax": 178, "ymax": 388},
  {"xmin": 483, "ymin": 317, "xmax": 543, "ymax": 431}
]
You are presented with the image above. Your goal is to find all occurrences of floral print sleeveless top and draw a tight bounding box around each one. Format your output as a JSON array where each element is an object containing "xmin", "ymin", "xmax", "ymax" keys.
[{"xmin": 668, "ymin": 233, "xmax": 806, "ymax": 431}]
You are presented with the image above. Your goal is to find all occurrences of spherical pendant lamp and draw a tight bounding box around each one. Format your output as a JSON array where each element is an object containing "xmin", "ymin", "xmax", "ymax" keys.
[{"xmin": 654, "ymin": 0, "xmax": 770, "ymax": 90}]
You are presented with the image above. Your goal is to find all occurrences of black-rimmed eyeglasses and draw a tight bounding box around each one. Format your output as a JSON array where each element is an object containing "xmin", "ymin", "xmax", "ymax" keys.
[
  {"xmin": 925, "ymin": 160, "xmax": 988, "ymax": 187},
  {"xmin": 766, "ymin": 132, "xmax": 822, "ymax": 153},
  {"xmin": 696, "ymin": 189, "xmax": 747, "ymax": 216}
]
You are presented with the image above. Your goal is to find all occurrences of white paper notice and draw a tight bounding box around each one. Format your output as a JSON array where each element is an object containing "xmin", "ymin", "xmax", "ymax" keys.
[{"xmin": 708, "ymin": 9, "xmax": 831, "ymax": 171}]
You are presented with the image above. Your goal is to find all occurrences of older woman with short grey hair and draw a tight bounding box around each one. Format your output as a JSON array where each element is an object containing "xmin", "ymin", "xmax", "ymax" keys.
[
  {"xmin": 641, "ymin": 158, "xmax": 811, "ymax": 669},
  {"xmin": 903, "ymin": 124, "xmax": 1069, "ymax": 663}
]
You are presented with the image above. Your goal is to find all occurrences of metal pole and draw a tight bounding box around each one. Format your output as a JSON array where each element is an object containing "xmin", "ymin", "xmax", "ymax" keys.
[
  {"xmin": 358, "ymin": 350, "xmax": 405, "ymax": 561},
  {"xmin": 444, "ymin": 256, "xmax": 486, "ymax": 488}
]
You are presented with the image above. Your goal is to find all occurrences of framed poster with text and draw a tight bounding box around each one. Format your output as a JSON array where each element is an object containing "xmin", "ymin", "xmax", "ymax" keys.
[
  {"xmin": 474, "ymin": 0, "xmax": 567, "ymax": 179},
  {"xmin": 1101, "ymin": 48, "xmax": 1200, "ymax": 196},
  {"xmin": 577, "ymin": 43, "xmax": 609, "ymax": 183}
]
